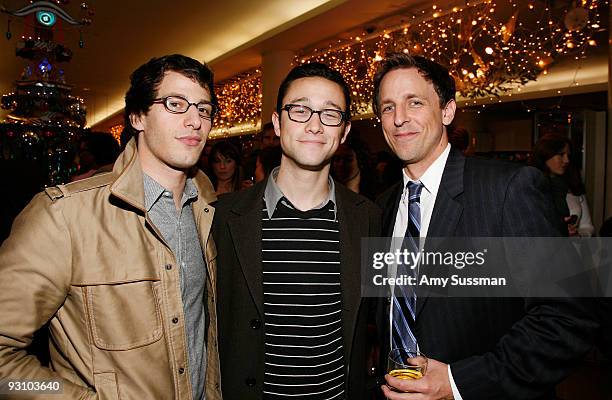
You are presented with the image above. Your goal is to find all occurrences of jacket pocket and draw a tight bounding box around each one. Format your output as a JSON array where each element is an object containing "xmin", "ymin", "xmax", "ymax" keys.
[
  {"xmin": 94, "ymin": 371, "xmax": 119, "ymax": 400},
  {"xmin": 84, "ymin": 281, "xmax": 163, "ymax": 350}
]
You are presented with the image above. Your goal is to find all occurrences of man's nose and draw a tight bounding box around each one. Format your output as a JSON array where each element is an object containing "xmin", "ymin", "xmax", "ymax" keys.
[
  {"xmin": 394, "ymin": 106, "xmax": 410, "ymax": 127},
  {"xmin": 305, "ymin": 112, "xmax": 324, "ymax": 134},
  {"xmin": 183, "ymin": 105, "xmax": 202, "ymax": 129}
]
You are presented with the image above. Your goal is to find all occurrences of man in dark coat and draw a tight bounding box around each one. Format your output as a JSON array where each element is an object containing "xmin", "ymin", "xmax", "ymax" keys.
[
  {"xmin": 373, "ymin": 53, "xmax": 598, "ymax": 400},
  {"xmin": 214, "ymin": 62, "xmax": 380, "ymax": 400}
]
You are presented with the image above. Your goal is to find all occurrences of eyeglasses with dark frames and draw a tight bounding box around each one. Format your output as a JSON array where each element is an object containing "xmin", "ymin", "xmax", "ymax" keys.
[
  {"xmin": 153, "ymin": 95, "xmax": 216, "ymax": 120},
  {"xmin": 281, "ymin": 104, "xmax": 347, "ymax": 127}
]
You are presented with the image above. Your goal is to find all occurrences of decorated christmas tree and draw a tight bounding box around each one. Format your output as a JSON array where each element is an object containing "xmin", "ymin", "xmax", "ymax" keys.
[{"xmin": 0, "ymin": 0, "xmax": 93, "ymax": 186}]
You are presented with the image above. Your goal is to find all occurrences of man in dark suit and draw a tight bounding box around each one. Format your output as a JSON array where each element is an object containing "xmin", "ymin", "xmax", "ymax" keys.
[
  {"xmin": 373, "ymin": 53, "xmax": 597, "ymax": 399},
  {"xmin": 213, "ymin": 63, "xmax": 380, "ymax": 399}
]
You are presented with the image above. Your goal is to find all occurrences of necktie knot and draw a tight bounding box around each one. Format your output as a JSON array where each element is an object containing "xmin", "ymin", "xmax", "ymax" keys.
[{"xmin": 406, "ymin": 181, "xmax": 423, "ymax": 203}]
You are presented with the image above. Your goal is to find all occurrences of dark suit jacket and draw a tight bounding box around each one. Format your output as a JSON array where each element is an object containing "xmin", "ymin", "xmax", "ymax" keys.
[
  {"xmin": 375, "ymin": 148, "xmax": 598, "ymax": 400},
  {"xmin": 214, "ymin": 181, "xmax": 381, "ymax": 399}
]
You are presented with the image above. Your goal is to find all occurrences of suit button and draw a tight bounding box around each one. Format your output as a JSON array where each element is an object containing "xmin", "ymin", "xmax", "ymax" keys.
[
  {"xmin": 178, "ymin": 367, "xmax": 185, "ymax": 374},
  {"xmin": 245, "ymin": 377, "xmax": 256, "ymax": 387},
  {"xmin": 172, "ymin": 317, "xmax": 179, "ymax": 324},
  {"xmin": 165, "ymin": 264, "xmax": 173, "ymax": 270},
  {"xmin": 204, "ymin": 208, "xmax": 209, "ymax": 213},
  {"xmin": 250, "ymin": 319, "xmax": 261, "ymax": 329}
]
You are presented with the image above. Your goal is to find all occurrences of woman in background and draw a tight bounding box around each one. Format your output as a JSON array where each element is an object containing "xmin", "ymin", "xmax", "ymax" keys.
[
  {"xmin": 331, "ymin": 134, "xmax": 377, "ymax": 200},
  {"xmin": 532, "ymin": 134, "xmax": 594, "ymax": 236},
  {"xmin": 254, "ymin": 145, "xmax": 282, "ymax": 183},
  {"xmin": 210, "ymin": 141, "xmax": 242, "ymax": 195}
]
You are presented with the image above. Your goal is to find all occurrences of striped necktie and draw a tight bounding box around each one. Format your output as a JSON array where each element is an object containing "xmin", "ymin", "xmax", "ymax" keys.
[{"xmin": 392, "ymin": 181, "xmax": 423, "ymax": 351}]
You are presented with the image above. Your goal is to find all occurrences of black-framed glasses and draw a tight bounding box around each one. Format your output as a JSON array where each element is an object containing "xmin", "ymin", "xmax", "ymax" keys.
[
  {"xmin": 153, "ymin": 95, "xmax": 216, "ymax": 120},
  {"xmin": 282, "ymin": 104, "xmax": 347, "ymax": 127}
]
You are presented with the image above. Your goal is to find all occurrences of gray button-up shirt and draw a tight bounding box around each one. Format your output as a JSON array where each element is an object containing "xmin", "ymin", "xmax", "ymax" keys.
[
  {"xmin": 144, "ymin": 174, "xmax": 207, "ymax": 400},
  {"xmin": 264, "ymin": 166, "xmax": 337, "ymax": 218}
]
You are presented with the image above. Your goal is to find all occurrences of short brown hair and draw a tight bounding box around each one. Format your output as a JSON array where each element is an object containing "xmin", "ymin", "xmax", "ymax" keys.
[{"xmin": 372, "ymin": 53, "xmax": 455, "ymax": 116}]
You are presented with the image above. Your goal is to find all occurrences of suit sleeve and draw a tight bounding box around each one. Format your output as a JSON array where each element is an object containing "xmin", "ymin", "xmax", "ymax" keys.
[
  {"xmin": 0, "ymin": 193, "xmax": 95, "ymax": 399},
  {"xmin": 450, "ymin": 166, "xmax": 599, "ymax": 400}
]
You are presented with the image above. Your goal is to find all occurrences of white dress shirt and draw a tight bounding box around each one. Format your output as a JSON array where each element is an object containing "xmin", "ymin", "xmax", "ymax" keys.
[{"xmin": 387, "ymin": 144, "xmax": 463, "ymax": 399}]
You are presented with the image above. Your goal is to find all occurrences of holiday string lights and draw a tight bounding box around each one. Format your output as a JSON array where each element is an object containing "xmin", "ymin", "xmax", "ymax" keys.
[
  {"xmin": 297, "ymin": 0, "xmax": 605, "ymax": 114},
  {"xmin": 109, "ymin": 123, "xmax": 123, "ymax": 143},
  {"xmin": 196, "ymin": 0, "xmax": 606, "ymax": 138},
  {"xmin": 0, "ymin": 1, "xmax": 602, "ymax": 147},
  {"xmin": 210, "ymin": 68, "xmax": 262, "ymax": 138}
]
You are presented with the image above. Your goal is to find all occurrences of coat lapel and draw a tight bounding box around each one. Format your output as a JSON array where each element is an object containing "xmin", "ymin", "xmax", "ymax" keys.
[
  {"xmin": 381, "ymin": 182, "xmax": 403, "ymax": 237},
  {"xmin": 427, "ymin": 149, "xmax": 465, "ymax": 238},
  {"xmin": 336, "ymin": 186, "xmax": 368, "ymax": 363},
  {"xmin": 416, "ymin": 148, "xmax": 465, "ymax": 318},
  {"xmin": 227, "ymin": 184, "xmax": 266, "ymax": 316}
]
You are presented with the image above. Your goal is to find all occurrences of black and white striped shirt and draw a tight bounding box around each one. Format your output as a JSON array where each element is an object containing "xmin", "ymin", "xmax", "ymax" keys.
[{"xmin": 261, "ymin": 169, "xmax": 345, "ymax": 400}]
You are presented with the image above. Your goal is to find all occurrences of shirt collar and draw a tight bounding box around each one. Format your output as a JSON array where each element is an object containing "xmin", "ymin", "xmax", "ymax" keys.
[
  {"xmin": 263, "ymin": 166, "xmax": 337, "ymax": 219},
  {"xmin": 402, "ymin": 143, "xmax": 451, "ymax": 198},
  {"xmin": 143, "ymin": 174, "xmax": 199, "ymax": 212}
]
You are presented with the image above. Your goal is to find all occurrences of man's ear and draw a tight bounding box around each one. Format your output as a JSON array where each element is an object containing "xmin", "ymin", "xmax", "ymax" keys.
[
  {"xmin": 272, "ymin": 112, "xmax": 281, "ymax": 137},
  {"xmin": 442, "ymin": 100, "xmax": 456, "ymax": 126},
  {"xmin": 340, "ymin": 121, "xmax": 351, "ymax": 144},
  {"xmin": 129, "ymin": 113, "xmax": 145, "ymax": 132}
]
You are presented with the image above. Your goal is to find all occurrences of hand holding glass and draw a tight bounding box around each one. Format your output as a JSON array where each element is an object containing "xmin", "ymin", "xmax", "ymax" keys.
[{"xmin": 387, "ymin": 348, "xmax": 427, "ymax": 381}]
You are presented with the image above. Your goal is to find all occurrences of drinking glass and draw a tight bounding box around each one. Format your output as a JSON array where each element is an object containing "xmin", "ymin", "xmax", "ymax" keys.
[{"xmin": 387, "ymin": 348, "xmax": 427, "ymax": 382}]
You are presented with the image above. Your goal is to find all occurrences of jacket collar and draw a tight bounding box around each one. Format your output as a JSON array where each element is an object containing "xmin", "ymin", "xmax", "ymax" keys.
[
  {"xmin": 109, "ymin": 138, "xmax": 216, "ymax": 211},
  {"xmin": 226, "ymin": 180, "xmax": 367, "ymax": 310},
  {"xmin": 263, "ymin": 167, "xmax": 337, "ymax": 219},
  {"xmin": 415, "ymin": 147, "xmax": 465, "ymax": 317},
  {"xmin": 426, "ymin": 147, "xmax": 465, "ymax": 237}
]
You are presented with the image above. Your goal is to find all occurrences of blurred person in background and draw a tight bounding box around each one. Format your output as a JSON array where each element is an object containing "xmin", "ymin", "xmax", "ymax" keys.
[
  {"xmin": 374, "ymin": 151, "xmax": 402, "ymax": 197},
  {"xmin": 331, "ymin": 134, "xmax": 377, "ymax": 199},
  {"xmin": 259, "ymin": 121, "xmax": 280, "ymax": 149},
  {"xmin": 447, "ymin": 125, "xmax": 474, "ymax": 156},
  {"xmin": 198, "ymin": 142, "xmax": 214, "ymax": 175},
  {"xmin": 532, "ymin": 134, "xmax": 594, "ymax": 237},
  {"xmin": 254, "ymin": 145, "xmax": 282, "ymax": 182},
  {"xmin": 71, "ymin": 131, "xmax": 120, "ymax": 181},
  {"xmin": 210, "ymin": 140, "xmax": 242, "ymax": 195}
]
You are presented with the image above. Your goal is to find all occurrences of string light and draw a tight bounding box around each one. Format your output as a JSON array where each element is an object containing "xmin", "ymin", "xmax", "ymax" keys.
[
  {"xmin": 294, "ymin": 0, "xmax": 605, "ymax": 112},
  {"xmin": 205, "ymin": 0, "xmax": 605, "ymax": 138},
  {"xmin": 109, "ymin": 124, "xmax": 123, "ymax": 143},
  {"xmin": 210, "ymin": 68, "xmax": 262, "ymax": 138}
]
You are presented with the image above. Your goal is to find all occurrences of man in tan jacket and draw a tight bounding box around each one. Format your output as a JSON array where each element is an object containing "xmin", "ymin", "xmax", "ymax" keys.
[{"xmin": 0, "ymin": 54, "xmax": 221, "ymax": 400}]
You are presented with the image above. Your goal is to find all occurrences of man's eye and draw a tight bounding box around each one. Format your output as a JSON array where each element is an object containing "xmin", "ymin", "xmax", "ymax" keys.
[
  {"xmin": 409, "ymin": 100, "xmax": 423, "ymax": 107},
  {"xmin": 382, "ymin": 105, "xmax": 393, "ymax": 113},
  {"xmin": 293, "ymin": 107, "xmax": 307, "ymax": 114},
  {"xmin": 321, "ymin": 110, "xmax": 339, "ymax": 117}
]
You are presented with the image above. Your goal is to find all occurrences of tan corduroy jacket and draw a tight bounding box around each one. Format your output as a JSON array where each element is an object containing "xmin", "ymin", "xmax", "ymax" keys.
[{"xmin": 0, "ymin": 139, "xmax": 222, "ymax": 400}]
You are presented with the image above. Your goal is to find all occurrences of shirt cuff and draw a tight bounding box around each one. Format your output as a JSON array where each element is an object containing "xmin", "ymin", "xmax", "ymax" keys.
[{"xmin": 448, "ymin": 364, "xmax": 463, "ymax": 400}]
